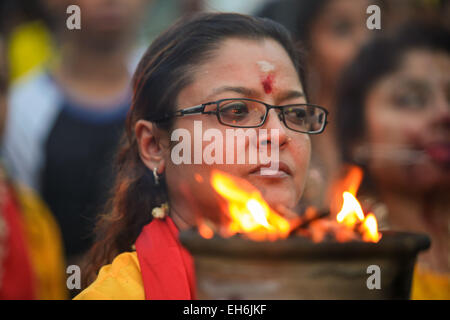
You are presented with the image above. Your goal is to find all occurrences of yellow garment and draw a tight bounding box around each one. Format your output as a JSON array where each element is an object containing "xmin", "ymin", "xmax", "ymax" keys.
[
  {"xmin": 15, "ymin": 183, "xmax": 68, "ymax": 300},
  {"xmin": 74, "ymin": 252, "xmax": 144, "ymax": 300},
  {"xmin": 411, "ymin": 265, "xmax": 450, "ymax": 300},
  {"xmin": 8, "ymin": 21, "xmax": 54, "ymax": 82}
]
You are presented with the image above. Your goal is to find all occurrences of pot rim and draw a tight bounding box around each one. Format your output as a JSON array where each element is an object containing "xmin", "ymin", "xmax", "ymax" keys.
[{"xmin": 179, "ymin": 229, "xmax": 431, "ymax": 260}]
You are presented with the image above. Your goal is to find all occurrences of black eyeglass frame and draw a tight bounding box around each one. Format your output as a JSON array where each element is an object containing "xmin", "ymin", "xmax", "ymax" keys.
[{"xmin": 154, "ymin": 98, "xmax": 329, "ymax": 134}]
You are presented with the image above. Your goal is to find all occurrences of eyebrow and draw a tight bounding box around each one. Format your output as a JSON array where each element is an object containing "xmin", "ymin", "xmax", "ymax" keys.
[
  {"xmin": 279, "ymin": 90, "xmax": 305, "ymax": 102},
  {"xmin": 206, "ymin": 86, "xmax": 305, "ymax": 103}
]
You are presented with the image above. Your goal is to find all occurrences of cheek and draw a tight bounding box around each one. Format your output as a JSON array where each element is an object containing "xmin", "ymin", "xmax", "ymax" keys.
[
  {"xmin": 366, "ymin": 106, "xmax": 424, "ymax": 148},
  {"xmin": 290, "ymin": 135, "xmax": 311, "ymax": 181}
]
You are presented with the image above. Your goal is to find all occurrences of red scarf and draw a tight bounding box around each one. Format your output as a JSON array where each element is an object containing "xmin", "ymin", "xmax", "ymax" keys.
[
  {"xmin": 0, "ymin": 183, "xmax": 36, "ymax": 299},
  {"xmin": 135, "ymin": 216, "xmax": 196, "ymax": 300}
]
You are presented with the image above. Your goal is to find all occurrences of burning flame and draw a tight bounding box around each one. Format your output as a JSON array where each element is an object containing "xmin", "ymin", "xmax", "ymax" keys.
[
  {"xmin": 336, "ymin": 191, "xmax": 365, "ymax": 227},
  {"xmin": 207, "ymin": 170, "xmax": 291, "ymax": 241},
  {"xmin": 360, "ymin": 213, "xmax": 381, "ymax": 243},
  {"xmin": 334, "ymin": 166, "xmax": 381, "ymax": 243},
  {"xmin": 198, "ymin": 166, "xmax": 380, "ymax": 243}
]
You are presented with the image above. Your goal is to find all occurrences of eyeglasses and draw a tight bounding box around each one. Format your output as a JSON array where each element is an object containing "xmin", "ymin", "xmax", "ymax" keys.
[{"xmin": 155, "ymin": 98, "xmax": 329, "ymax": 134}]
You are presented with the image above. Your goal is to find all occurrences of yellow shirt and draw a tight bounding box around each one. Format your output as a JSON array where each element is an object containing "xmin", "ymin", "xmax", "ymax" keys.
[
  {"xmin": 411, "ymin": 266, "xmax": 450, "ymax": 300},
  {"xmin": 74, "ymin": 252, "xmax": 144, "ymax": 300}
]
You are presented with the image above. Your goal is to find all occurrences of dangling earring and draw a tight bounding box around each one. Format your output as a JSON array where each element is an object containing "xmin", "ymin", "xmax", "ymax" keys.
[
  {"xmin": 152, "ymin": 202, "xmax": 169, "ymax": 219},
  {"xmin": 153, "ymin": 167, "xmax": 160, "ymax": 185}
]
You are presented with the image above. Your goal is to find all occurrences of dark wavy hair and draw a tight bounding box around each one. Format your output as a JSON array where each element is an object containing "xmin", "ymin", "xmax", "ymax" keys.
[{"xmin": 82, "ymin": 12, "xmax": 307, "ymax": 287}]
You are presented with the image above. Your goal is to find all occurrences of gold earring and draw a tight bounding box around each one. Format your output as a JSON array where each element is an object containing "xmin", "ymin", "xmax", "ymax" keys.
[{"xmin": 152, "ymin": 202, "xmax": 169, "ymax": 219}]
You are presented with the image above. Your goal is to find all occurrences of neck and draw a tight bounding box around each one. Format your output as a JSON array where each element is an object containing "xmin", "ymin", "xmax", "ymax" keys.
[
  {"xmin": 379, "ymin": 186, "xmax": 450, "ymax": 273},
  {"xmin": 169, "ymin": 202, "xmax": 197, "ymax": 232}
]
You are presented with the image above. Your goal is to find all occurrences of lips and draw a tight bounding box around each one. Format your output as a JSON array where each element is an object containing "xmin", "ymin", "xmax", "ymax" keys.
[
  {"xmin": 249, "ymin": 161, "xmax": 293, "ymax": 177},
  {"xmin": 425, "ymin": 143, "xmax": 450, "ymax": 166}
]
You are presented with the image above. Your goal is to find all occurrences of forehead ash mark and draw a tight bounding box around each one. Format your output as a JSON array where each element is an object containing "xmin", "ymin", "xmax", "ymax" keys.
[{"xmin": 256, "ymin": 60, "xmax": 275, "ymax": 73}]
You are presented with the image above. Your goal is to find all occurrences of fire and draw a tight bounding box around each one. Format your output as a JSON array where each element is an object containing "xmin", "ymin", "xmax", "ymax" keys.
[
  {"xmin": 197, "ymin": 166, "xmax": 380, "ymax": 243},
  {"xmin": 198, "ymin": 220, "xmax": 214, "ymax": 239},
  {"xmin": 336, "ymin": 191, "xmax": 365, "ymax": 227},
  {"xmin": 207, "ymin": 170, "xmax": 291, "ymax": 241},
  {"xmin": 333, "ymin": 166, "xmax": 381, "ymax": 243},
  {"xmin": 360, "ymin": 213, "xmax": 381, "ymax": 243}
]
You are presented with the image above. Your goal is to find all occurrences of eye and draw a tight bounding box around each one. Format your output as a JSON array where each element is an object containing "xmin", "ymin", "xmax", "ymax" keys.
[
  {"xmin": 219, "ymin": 102, "xmax": 250, "ymax": 117},
  {"xmin": 284, "ymin": 107, "xmax": 306, "ymax": 124},
  {"xmin": 393, "ymin": 91, "xmax": 427, "ymax": 110},
  {"xmin": 330, "ymin": 18, "xmax": 353, "ymax": 38}
]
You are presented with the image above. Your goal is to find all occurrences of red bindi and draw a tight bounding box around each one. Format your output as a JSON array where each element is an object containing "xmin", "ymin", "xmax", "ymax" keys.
[{"xmin": 262, "ymin": 74, "xmax": 274, "ymax": 94}]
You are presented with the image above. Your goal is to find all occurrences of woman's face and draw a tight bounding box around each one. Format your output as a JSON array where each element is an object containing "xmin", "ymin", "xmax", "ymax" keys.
[
  {"xmin": 163, "ymin": 38, "xmax": 311, "ymax": 215},
  {"xmin": 364, "ymin": 49, "xmax": 450, "ymax": 193},
  {"xmin": 309, "ymin": 0, "xmax": 370, "ymax": 90}
]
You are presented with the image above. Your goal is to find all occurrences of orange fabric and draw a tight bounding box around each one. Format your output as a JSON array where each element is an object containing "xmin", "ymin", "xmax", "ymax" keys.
[
  {"xmin": 16, "ymin": 184, "xmax": 68, "ymax": 299},
  {"xmin": 135, "ymin": 217, "xmax": 196, "ymax": 300}
]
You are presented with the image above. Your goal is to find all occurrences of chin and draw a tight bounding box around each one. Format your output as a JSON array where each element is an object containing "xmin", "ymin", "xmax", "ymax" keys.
[
  {"xmin": 264, "ymin": 193, "xmax": 295, "ymax": 210},
  {"xmin": 260, "ymin": 185, "xmax": 296, "ymax": 209},
  {"xmin": 407, "ymin": 163, "xmax": 450, "ymax": 190},
  {"xmin": 246, "ymin": 175, "xmax": 297, "ymax": 206}
]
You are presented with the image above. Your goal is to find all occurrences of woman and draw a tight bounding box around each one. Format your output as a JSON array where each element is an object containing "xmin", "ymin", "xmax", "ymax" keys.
[
  {"xmin": 3, "ymin": 0, "xmax": 148, "ymax": 268},
  {"xmin": 76, "ymin": 13, "xmax": 327, "ymax": 300},
  {"xmin": 336, "ymin": 23, "xmax": 449, "ymax": 299}
]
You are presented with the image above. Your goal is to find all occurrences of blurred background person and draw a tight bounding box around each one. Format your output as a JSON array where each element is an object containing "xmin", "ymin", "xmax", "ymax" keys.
[
  {"xmin": 2, "ymin": 0, "xmax": 149, "ymax": 270},
  {"xmin": 257, "ymin": 0, "xmax": 374, "ymax": 208},
  {"xmin": 256, "ymin": 0, "xmax": 448, "ymax": 210},
  {"xmin": 336, "ymin": 23, "xmax": 449, "ymax": 299},
  {"xmin": 0, "ymin": 13, "xmax": 67, "ymax": 300}
]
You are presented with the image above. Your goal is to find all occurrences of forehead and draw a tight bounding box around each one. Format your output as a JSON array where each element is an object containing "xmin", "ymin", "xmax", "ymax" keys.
[
  {"xmin": 399, "ymin": 49, "xmax": 450, "ymax": 82},
  {"xmin": 203, "ymin": 38, "xmax": 298, "ymax": 79},
  {"xmin": 370, "ymin": 49, "xmax": 450, "ymax": 95},
  {"xmin": 177, "ymin": 38, "xmax": 302, "ymax": 105},
  {"xmin": 319, "ymin": 0, "xmax": 369, "ymax": 20}
]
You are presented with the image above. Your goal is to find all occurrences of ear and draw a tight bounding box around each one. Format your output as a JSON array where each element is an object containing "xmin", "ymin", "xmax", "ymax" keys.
[{"xmin": 135, "ymin": 120, "xmax": 168, "ymax": 174}]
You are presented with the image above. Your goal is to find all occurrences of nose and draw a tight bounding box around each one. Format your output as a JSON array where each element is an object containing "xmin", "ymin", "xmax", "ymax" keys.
[{"xmin": 260, "ymin": 109, "xmax": 289, "ymax": 148}]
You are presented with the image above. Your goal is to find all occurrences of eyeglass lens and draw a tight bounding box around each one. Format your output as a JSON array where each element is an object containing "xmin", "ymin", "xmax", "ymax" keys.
[{"xmin": 217, "ymin": 99, "xmax": 326, "ymax": 133}]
